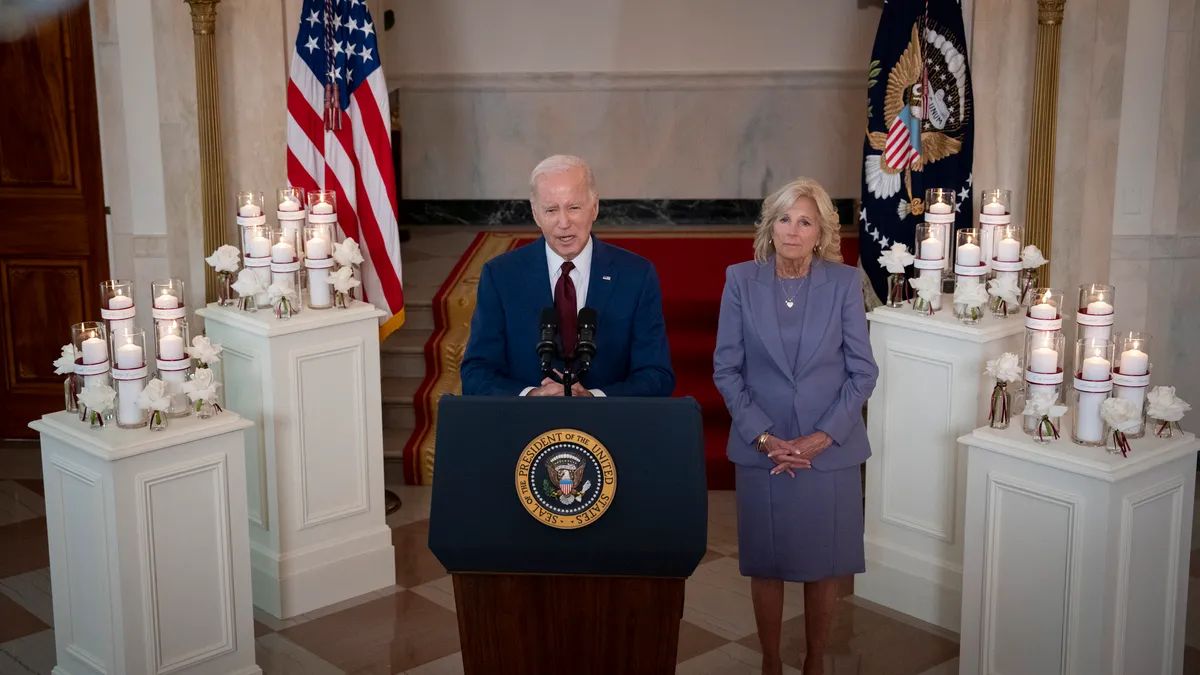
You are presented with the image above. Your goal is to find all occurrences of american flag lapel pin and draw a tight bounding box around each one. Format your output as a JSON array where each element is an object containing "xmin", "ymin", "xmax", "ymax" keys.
[{"xmin": 602, "ymin": 275, "xmax": 611, "ymax": 281}]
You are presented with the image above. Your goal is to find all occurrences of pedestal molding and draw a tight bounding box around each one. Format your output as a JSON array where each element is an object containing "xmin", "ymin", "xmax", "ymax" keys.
[
  {"xmin": 1113, "ymin": 475, "xmax": 1186, "ymax": 674},
  {"xmin": 290, "ymin": 339, "xmax": 371, "ymax": 529},
  {"xmin": 880, "ymin": 343, "xmax": 958, "ymax": 543},
  {"xmin": 981, "ymin": 472, "xmax": 1081, "ymax": 675},
  {"xmin": 136, "ymin": 455, "xmax": 236, "ymax": 674}
]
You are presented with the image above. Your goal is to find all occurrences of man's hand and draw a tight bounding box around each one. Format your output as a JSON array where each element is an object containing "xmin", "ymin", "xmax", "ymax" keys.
[
  {"xmin": 570, "ymin": 382, "xmax": 594, "ymax": 397},
  {"xmin": 527, "ymin": 377, "xmax": 566, "ymax": 396}
]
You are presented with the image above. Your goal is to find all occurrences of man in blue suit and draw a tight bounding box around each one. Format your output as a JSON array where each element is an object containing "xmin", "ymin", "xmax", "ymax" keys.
[{"xmin": 460, "ymin": 155, "xmax": 675, "ymax": 397}]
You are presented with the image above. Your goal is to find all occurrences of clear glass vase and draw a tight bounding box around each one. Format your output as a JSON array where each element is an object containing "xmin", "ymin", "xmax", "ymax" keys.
[
  {"xmin": 1152, "ymin": 418, "xmax": 1178, "ymax": 438},
  {"xmin": 989, "ymin": 383, "xmax": 1011, "ymax": 429},
  {"xmin": 217, "ymin": 271, "xmax": 235, "ymax": 307},
  {"xmin": 64, "ymin": 376, "xmax": 78, "ymax": 413},
  {"xmin": 886, "ymin": 273, "xmax": 907, "ymax": 308},
  {"xmin": 149, "ymin": 410, "xmax": 168, "ymax": 432}
]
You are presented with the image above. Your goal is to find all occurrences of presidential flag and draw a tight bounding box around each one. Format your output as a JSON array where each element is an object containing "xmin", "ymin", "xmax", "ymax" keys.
[
  {"xmin": 288, "ymin": 0, "xmax": 405, "ymax": 338},
  {"xmin": 859, "ymin": 0, "xmax": 975, "ymax": 304}
]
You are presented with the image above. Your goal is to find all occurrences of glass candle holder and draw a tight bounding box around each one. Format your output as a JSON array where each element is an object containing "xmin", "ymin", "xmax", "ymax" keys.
[
  {"xmin": 155, "ymin": 319, "xmax": 192, "ymax": 418},
  {"xmin": 236, "ymin": 190, "xmax": 266, "ymax": 220},
  {"xmin": 100, "ymin": 279, "xmax": 136, "ymax": 338},
  {"xmin": 270, "ymin": 227, "xmax": 303, "ymax": 319},
  {"xmin": 913, "ymin": 222, "xmax": 948, "ymax": 315},
  {"xmin": 1025, "ymin": 288, "xmax": 1065, "ymax": 332},
  {"xmin": 953, "ymin": 229, "xmax": 987, "ymax": 325},
  {"xmin": 110, "ymin": 327, "xmax": 148, "ymax": 429},
  {"xmin": 240, "ymin": 222, "xmax": 274, "ymax": 308},
  {"xmin": 277, "ymin": 187, "xmax": 307, "ymax": 257},
  {"xmin": 1077, "ymin": 283, "xmax": 1116, "ymax": 343},
  {"xmin": 978, "ymin": 189, "xmax": 1012, "ymax": 273},
  {"xmin": 308, "ymin": 189, "xmax": 337, "ymax": 223},
  {"xmin": 989, "ymin": 224, "xmax": 1024, "ymax": 317},
  {"xmin": 151, "ymin": 278, "xmax": 186, "ymax": 323},
  {"xmin": 925, "ymin": 188, "xmax": 956, "ymax": 286},
  {"xmin": 1071, "ymin": 338, "xmax": 1114, "ymax": 446},
  {"xmin": 304, "ymin": 222, "xmax": 336, "ymax": 309},
  {"xmin": 1023, "ymin": 331, "xmax": 1065, "ymax": 438},
  {"xmin": 72, "ymin": 321, "xmax": 110, "ymax": 393},
  {"xmin": 1113, "ymin": 332, "xmax": 1151, "ymax": 439}
]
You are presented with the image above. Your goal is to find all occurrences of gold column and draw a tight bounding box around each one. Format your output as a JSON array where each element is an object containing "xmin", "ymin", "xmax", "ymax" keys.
[
  {"xmin": 1023, "ymin": 0, "xmax": 1066, "ymax": 283},
  {"xmin": 186, "ymin": 0, "xmax": 227, "ymax": 302}
]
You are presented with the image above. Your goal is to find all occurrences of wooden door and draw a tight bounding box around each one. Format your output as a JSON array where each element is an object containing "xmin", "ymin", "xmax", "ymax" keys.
[{"xmin": 0, "ymin": 4, "xmax": 109, "ymax": 438}]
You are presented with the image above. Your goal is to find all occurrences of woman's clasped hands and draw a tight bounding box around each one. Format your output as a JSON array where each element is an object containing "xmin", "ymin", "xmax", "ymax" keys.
[{"xmin": 765, "ymin": 432, "xmax": 833, "ymax": 477}]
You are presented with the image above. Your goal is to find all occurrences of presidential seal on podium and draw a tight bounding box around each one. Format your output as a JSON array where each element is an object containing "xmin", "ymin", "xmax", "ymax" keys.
[{"xmin": 515, "ymin": 428, "xmax": 617, "ymax": 529}]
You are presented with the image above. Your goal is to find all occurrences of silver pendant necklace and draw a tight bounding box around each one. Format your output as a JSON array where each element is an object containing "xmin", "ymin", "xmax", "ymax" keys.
[{"xmin": 777, "ymin": 274, "xmax": 807, "ymax": 309}]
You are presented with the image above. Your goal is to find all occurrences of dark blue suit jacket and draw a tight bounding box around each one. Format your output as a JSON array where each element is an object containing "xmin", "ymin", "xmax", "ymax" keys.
[{"xmin": 460, "ymin": 236, "xmax": 675, "ymax": 397}]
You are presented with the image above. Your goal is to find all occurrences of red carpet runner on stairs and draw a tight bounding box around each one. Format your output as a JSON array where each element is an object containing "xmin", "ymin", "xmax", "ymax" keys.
[{"xmin": 404, "ymin": 231, "xmax": 859, "ymax": 489}]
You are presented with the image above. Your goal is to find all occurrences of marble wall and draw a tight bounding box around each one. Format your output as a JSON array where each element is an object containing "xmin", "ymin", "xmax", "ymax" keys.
[
  {"xmin": 91, "ymin": 0, "xmax": 293, "ymax": 333},
  {"xmin": 394, "ymin": 70, "xmax": 867, "ymax": 200}
]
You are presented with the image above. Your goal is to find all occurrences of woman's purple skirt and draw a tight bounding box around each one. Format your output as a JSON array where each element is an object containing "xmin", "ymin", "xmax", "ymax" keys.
[{"xmin": 734, "ymin": 463, "xmax": 865, "ymax": 583}]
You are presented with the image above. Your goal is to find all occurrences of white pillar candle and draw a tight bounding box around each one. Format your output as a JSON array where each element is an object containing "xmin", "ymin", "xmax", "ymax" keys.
[
  {"xmin": 306, "ymin": 237, "xmax": 329, "ymax": 259},
  {"xmin": 928, "ymin": 202, "xmax": 953, "ymax": 214},
  {"xmin": 253, "ymin": 268, "xmax": 272, "ymax": 306},
  {"xmin": 82, "ymin": 335, "xmax": 107, "ymax": 365},
  {"xmin": 238, "ymin": 204, "xmax": 262, "ymax": 218},
  {"xmin": 249, "ymin": 235, "xmax": 271, "ymax": 258},
  {"xmin": 1029, "ymin": 302, "xmax": 1057, "ymax": 319},
  {"xmin": 311, "ymin": 201, "xmax": 334, "ymax": 215},
  {"xmin": 996, "ymin": 237, "xmax": 1021, "ymax": 262},
  {"xmin": 160, "ymin": 368, "xmax": 189, "ymax": 414},
  {"xmin": 271, "ymin": 240, "xmax": 296, "ymax": 263},
  {"xmin": 1081, "ymin": 356, "xmax": 1110, "ymax": 380},
  {"xmin": 116, "ymin": 342, "xmax": 142, "ymax": 369},
  {"xmin": 117, "ymin": 379, "xmax": 144, "ymax": 426},
  {"xmin": 1076, "ymin": 391, "xmax": 1107, "ymax": 443},
  {"xmin": 1119, "ymin": 348, "xmax": 1148, "ymax": 375},
  {"xmin": 1081, "ymin": 325, "xmax": 1112, "ymax": 342},
  {"xmin": 108, "ymin": 293, "xmax": 134, "ymax": 336},
  {"xmin": 308, "ymin": 269, "xmax": 331, "ymax": 307},
  {"xmin": 1029, "ymin": 347, "xmax": 1058, "ymax": 373},
  {"xmin": 153, "ymin": 291, "xmax": 179, "ymax": 309},
  {"xmin": 158, "ymin": 334, "xmax": 185, "ymax": 361},
  {"xmin": 280, "ymin": 196, "xmax": 302, "ymax": 211},
  {"xmin": 1086, "ymin": 300, "xmax": 1113, "ymax": 315},
  {"xmin": 983, "ymin": 201, "xmax": 1006, "ymax": 215},
  {"xmin": 1115, "ymin": 385, "xmax": 1147, "ymax": 435},
  {"xmin": 920, "ymin": 237, "xmax": 942, "ymax": 260},
  {"xmin": 957, "ymin": 242, "xmax": 981, "ymax": 266}
]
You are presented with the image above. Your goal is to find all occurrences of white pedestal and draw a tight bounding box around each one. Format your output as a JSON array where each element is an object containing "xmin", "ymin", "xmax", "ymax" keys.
[
  {"xmin": 29, "ymin": 411, "xmax": 261, "ymax": 675},
  {"xmin": 859, "ymin": 298, "xmax": 1024, "ymax": 632},
  {"xmin": 958, "ymin": 424, "xmax": 1198, "ymax": 675},
  {"xmin": 196, "ymin": 301, "xmax": 395, "ymax": 619}
]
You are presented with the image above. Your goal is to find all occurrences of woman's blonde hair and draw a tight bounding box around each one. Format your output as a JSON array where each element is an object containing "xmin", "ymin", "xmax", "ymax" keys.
[{"xmin": 753, "ymin": 177, "xmax": 843, "ymax": 265}]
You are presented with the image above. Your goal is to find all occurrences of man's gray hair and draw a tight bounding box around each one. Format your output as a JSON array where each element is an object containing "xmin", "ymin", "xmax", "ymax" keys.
[{"xmin": 529, "ymin": 154, "xmax": 597, "ymax": 200}]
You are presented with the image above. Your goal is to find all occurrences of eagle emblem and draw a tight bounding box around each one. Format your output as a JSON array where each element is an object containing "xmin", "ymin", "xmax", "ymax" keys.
[
  {"xmin": 864, "ymin": 21, "xmax": 970, "ymax": 217},
  {"xmin": 543, "ymin": 452, "xmax": 592, "ymax": 505}
]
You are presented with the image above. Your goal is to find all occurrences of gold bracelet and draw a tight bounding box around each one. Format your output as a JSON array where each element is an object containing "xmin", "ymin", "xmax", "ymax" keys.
[{"xmin": 755, "ymin": 432, "xmax": 770, "ymax": 452}]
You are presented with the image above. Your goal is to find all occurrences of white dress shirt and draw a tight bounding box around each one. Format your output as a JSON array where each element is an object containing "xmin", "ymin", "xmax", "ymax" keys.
[
  {"xmin": 545, "ymin": 236, "xmax": 591, "ymax": 310},
  {"xmin": 520, "ymin": 237, "xmax": 604, "ymax": 396}
]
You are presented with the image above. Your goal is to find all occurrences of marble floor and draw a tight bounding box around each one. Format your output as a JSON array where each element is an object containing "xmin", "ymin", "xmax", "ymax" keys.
[{"xmin": 0, "ymin": 442, "xmax": 1198, "ymax": 674}]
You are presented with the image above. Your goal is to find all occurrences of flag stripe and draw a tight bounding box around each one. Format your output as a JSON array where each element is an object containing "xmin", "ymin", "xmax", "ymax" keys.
[{"xmin": 287, "ymin": 0, "xmax": 404, "ymax": 335}]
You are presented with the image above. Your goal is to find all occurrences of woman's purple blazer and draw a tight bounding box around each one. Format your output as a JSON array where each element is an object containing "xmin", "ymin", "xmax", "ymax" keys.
[{"xmin": 713, "ymin": 257, "xmax": 879, "ymax": 471}]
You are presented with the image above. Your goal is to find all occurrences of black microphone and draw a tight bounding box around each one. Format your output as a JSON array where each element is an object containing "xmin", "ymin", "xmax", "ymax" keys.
[
  {"xmin": 537, "ymin": 307, "xmax": 558, "ymax": 374},
  {"xmin": 574, "ymin": 307, "xmax": 598, "ymax": 372}
]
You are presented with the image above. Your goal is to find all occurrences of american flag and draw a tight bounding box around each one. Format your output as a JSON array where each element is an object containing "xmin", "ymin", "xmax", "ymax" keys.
[{"xmin": 288, "ymin": 0, "xmax": 405, "ymax": 337}]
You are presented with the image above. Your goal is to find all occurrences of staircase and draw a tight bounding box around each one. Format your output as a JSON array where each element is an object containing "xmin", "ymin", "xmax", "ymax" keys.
[{"xmin": 378, "ymin": 226, "xmax": 485, "ymax": 476}]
